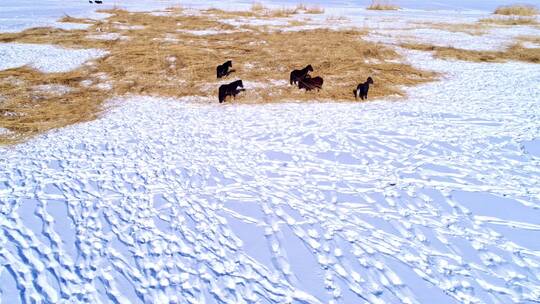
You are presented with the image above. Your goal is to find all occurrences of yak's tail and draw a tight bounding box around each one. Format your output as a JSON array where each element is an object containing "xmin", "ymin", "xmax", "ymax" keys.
[{"xmin": 353, "ymin": 89, "xmax": 358, "ymax": 99}]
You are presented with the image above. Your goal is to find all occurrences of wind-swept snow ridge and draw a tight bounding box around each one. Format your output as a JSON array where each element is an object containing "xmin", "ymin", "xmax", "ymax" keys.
[
  {"xmin": 1, "ymin": 49, "xmax": 540, "ymax": 303},
  {"xmin": 0, "ymin": 43, "xmax": 106, "ymax": 73}
]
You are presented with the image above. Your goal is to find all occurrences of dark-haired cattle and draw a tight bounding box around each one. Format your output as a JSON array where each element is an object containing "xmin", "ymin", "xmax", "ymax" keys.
[
  {"xmin": 290, "ymin": 65, "xmax": 313, "ymax": 85},
  {"xmin": 219, "ymin": 80, "xmax": 245, "ymax": 103},
  {"xmin": 354, "ymin": 77, "xmax": 374, "ymax": 100},
  {"xmin": 217, "ymin": 60, "xmax": 234, "ymax": 79},
  {"xmin": 298, "ymin": 76, "xmax": 323, "ymax": 91}
]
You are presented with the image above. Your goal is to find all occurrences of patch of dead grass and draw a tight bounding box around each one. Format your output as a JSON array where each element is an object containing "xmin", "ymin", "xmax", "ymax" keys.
[
  {"xmin": 288, "ymin": 19, "xmax": 308, "ymax": 27},
  {"xmin": 401, "ymin": 42, "xmax": 540, "ymax": 63},
  {"xmin": 517, "ymin": 35, "xmax": 540, "ymax": 45},
  {"xmin": 250, "ymin": 3, "xmax": 298, "ymax": 17},
  {"xmin": 494, "ymin": 4, "xmax": 538, "ymax": 16},
  {"xmin": 251, "ymin": 2, "xmax": 265, "ymax": 12},
  {"xmin": 412, "ymin": 21, "xmax": 488, "ymax": 36},
  {"xmin": 367, "ymin": 0, "xmax": 400, "ymax": 10},
  {"xmin": 58, "ymin": 15, "xmax": 97, "ymax": 24},
  {"xmin": 479, "ymin": 16, "xmax": 538, "ymax": 26},
  {"xmin": 0, "ymin": 8, "xmax": 434, "ymax": 144},
  {"xmin": 296, "ymin": 4, "xmax": 325, "ymax": 14},
  {"xmin": 250, "ymin": 2, "xmax": 324, "ymax": 16},
  {"xmin": 0, "ymin": 67, "xmax": 106, "ymax": 145}
]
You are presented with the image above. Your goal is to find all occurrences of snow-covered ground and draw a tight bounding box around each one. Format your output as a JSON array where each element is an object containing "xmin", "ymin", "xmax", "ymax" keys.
[
  {"xmin": 1, "ymin": 1, "xmax": 540, "ymax": 304},
  {"xmin": 0, "ymin": 0, "xmax": 531, "ymax": 33},
  {"xmin": 0, "ymin": 43, "xmax": 106, "ymax": 73}
]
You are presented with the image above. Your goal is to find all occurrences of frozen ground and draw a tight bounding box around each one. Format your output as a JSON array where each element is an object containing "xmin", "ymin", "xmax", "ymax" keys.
[{"xmin": 1, "ymin": 1, "xmax": 540, "ymax": 304}]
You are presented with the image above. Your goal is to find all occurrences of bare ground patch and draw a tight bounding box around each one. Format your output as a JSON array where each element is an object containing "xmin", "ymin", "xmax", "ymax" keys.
[{"xmin": 0, "ymin": 7, "xmax": 434, "ymax": 144}]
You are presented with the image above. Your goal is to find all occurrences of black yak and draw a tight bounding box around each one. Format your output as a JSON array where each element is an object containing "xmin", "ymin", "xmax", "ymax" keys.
[
  {"xmin": 290, "ymin": 65, "xmax": 313, "ymax": 85},
  {"xmin": 218, "ymin": 80, "xmax": 245, "ymax": 103},
  {"xmin": 354, "ymin": 77, "xmax": 374, "ymax": 100}
]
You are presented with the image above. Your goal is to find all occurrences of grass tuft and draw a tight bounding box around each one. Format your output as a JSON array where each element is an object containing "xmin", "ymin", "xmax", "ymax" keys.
[
  {"xmin": 296, "ymin": 3, "xmax": 325, "ymax": 14},
  {"xmin": 250, "ymin": 3, "xmax": 298, "ymax": 17},
  {"xmin": 367, "ymin": 0, "xmax": 400, "ymax": 10},
  {"xmin": 494, "ymin": 4, "xmax": 538, "ymax": 16},
  {"xmin": 251, "ymin": 2, "xmax": 266, "ymax": 12},
  {"xmin": 58, "ymin": 14, "xmax": 96, "ymax": 24}
]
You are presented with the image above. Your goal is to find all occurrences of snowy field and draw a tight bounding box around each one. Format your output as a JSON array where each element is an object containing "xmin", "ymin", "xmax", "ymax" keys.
[{"xmin": 1, "ymin": 1, "xmax": 540, "ymax": 304}]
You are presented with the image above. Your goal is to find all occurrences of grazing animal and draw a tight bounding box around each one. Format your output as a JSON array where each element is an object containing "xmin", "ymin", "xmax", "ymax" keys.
[
  {"xmin": 95, "ymin": 0, "xmax": 103, "ymax": 3},
  {"xmin": 298, "ymin": 76, "xmax": 323, "ymax": 91},
  {"xmin": 290, "ymin": 65, "xmax": 313, "ymax": 85},
  {"xmin": 219, "ymin": 80, "xmax": 245, "ymax": 103},
  {"xmin": 217, "ymin": 60, "xmax": 234, "ymax": 79},
  {"xmin": 354, "ymin": 77, "xmax": 374, "ymax": 100}
]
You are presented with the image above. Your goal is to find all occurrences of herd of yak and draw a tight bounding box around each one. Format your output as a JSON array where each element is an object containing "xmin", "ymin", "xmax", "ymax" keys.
[
  {"xmin": 85, "ymin": 2, "xmax": 373, "ymax": 103},
  {"xmin": 217, "ymin": 60, "xmax": 374, "ymax": 103}
]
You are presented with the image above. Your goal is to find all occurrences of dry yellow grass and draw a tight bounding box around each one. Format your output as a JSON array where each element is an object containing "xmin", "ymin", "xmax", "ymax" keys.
[
  {"xmin": 0, "ymin": 8, "xmax": 434, "ymax": 144},
  {"xmin": 251, "ymin": 2, "xmax": 265, "ymax": 12},
  {"xmin": 288, "ymin": 19, "xmax": 308, "ymax": 27},
  {"xmin": 479, "ymin": 16, "xmax": 538, "ymax": 26},
  {"xmin": 0, "ymin": 68, "xmax": 107, "ymax": 144},
  {"xmin": 251, "ymin": 3, "xmax": 323, "ymax": 16},
  {"xmin": 517, "ymin": 35, "xmax": 540, "ymax": 45},
  {"xmin": 412, "ymin": 21, "xmax": 487, "ymax": 36},
  {"xmin": 269, "ymin": 8, "xmax": 298, "ymax": 17},
  {"xmin": 296, "ymin": 3, "xmax": 325, "ymax": 14},
  {"xmin": 401, "ymin": 42, "xmax": 540, "ymax": 63},
  {"xmin": 494, "ymin": 4, "xmax": 539, "ymax": 16},
  {"xmin": 367, "ymin": 0, "xmax": 400, "ymax": 10},
  {"xmin": 58, "ymin": 15, "xmax": 96, "ymax": 24},
  {"xmin": 249, "ymin": 3, "xmax": 297, "ymax": 17}
]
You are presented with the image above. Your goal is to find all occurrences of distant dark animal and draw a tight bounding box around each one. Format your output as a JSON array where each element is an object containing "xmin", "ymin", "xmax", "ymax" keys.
[
  {"xmin": 354, "ymin": 77, "xmax": 374, "ymax": 100},
  {"xmin": 219, "ymin": 80, "xmax": 245, "ymax": 103},
  {"xmin": 217, "ymin": 60, "xmax": 234, "ymax": 79},
  {"xmin": 298, "ymin": 76, "xmax": 323, "ymax": 91},
  {"xmin": 290, "ymin": 65, "xmax": 313, "ymax": 85},
  {"xmin": 95, "ymin": 0, "xmax": 103, "ymax": 3}
]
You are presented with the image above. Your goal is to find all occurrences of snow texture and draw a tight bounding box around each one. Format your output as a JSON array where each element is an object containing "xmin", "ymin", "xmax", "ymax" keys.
[
  {"xmin": 87, "ymin": 33, "xmax": 128, "ymax": 41},
  {"xmin": 178, "ymin": 29, "xmax": 247, "ymax": 36},
  {"xmin": 0, "ymin": 43, "xmax": 106, "ymax": 73},
  {"xmin": 32, "ymin": 84, "xmax": 73, "ymax": 96},
  {"xmin": 0, "ymin": 128, "xmax": 12, "ymax": 136},
  {"xmin": 0, "ymin": 0, "xmax": 182, "ymax": 33}
]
